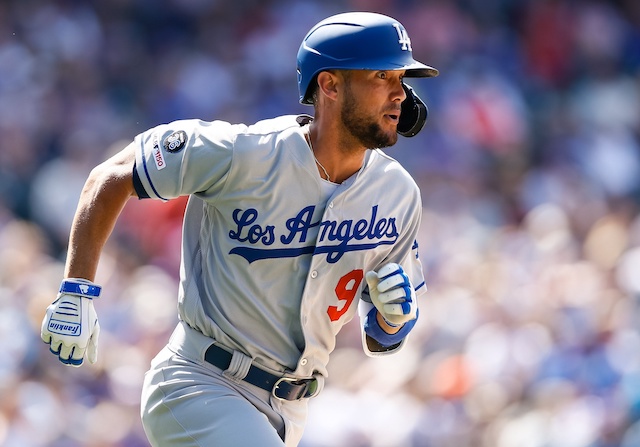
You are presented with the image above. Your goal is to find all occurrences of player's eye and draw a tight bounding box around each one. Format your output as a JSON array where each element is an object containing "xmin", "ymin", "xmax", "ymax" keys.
[{"xmin": 377, "ymin": 71, "xmax": 388, "ymax": 80}]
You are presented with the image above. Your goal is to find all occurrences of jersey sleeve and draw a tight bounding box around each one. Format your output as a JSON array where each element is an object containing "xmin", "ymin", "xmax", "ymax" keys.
[{"xmin": 133, "ymin": 119, "xmax": 240, "ymax": 201}]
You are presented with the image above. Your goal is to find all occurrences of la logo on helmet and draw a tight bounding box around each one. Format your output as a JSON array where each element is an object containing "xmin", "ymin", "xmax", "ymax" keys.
[{"xmin": 392, "ymin": 23, "xmax": 412, "ymax": 51}]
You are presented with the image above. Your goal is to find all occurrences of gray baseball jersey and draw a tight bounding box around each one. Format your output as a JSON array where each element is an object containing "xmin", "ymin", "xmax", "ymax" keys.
[{"xmin": 132, "ymin": 114, "xmax": 427, "ymax": 380}]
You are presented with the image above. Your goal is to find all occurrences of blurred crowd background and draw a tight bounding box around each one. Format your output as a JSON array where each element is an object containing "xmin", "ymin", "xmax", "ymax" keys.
[{"xmin": 2, "ymin": 0, "xmax": 640, "ymax": 446}]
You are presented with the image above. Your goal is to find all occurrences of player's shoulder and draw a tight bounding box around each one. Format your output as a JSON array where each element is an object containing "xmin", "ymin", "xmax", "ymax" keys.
[
  {"xmin": 149, "ymin": 118, "xmax": 245, "ymax": 145},
  {"xmin": 368, "ymin": 149, "xmax": 416, "ymax": 183},
  {"xmin": 158, "ymin": 115, "xmax": 308, "ymax": 147},
  {"xmin": 147, "ymin": 114, "xmax": 308, "ymax": 135},
  {"xmin": 242, "ymin": 114, "xmax": 311, "ymax": 137}
]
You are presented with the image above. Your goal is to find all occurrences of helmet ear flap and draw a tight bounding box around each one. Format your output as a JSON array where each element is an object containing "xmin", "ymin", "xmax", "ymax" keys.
[{"xmin": 397, "ymin": 83, "xmax": 428, "ymax": 137}]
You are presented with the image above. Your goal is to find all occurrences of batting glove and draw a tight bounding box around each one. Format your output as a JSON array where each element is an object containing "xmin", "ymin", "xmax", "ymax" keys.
[
  {"xmin": 41, "ymin": 278, "xmax": 102, "ymax": 367},
  {"xmin": 365, "ymin": 263, "xmax": 417, "ymax": 327}
]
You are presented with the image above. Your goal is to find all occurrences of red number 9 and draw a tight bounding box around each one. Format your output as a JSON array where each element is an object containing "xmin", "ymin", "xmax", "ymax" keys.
[{"xmin": 327, "ymin": 269, "xmax": 364, "ymax": 322}]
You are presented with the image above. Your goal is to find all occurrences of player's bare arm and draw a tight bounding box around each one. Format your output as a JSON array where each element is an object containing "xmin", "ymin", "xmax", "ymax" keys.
[
  {"xmin": 40, "ymin": 144, "xmax": 136, "ymax": 366},
  {"xmin": 65, "ymin": 144, "xmax": 136, "ymax": 281}
]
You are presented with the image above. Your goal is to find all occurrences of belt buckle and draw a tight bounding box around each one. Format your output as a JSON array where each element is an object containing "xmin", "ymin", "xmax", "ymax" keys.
[{"xmin": 272, "ymin": 377, "xmax": 317, "ymax": 401}]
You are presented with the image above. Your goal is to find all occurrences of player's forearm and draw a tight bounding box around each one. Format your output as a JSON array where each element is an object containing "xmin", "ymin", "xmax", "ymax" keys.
[{"xmin": 64, "ymin": 155, "xmax": 136, "ymax": 281}]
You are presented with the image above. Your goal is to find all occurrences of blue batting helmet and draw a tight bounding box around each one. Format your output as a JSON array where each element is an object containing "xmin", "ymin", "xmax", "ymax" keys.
[{"xmin": 297, "ymin": 12, "xmax": 439, "ymax": 105}]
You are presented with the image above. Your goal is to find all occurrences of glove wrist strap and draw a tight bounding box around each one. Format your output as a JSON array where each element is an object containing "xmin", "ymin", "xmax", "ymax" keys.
[
  {"xmin": 382, "ymin": 317, "xmax": 402, "ymax": 328},
  {"xmin": 363, "ymin": 308, "xmax": 418, "ymax": 347},
  {"xmin": 59, "ymin": 278, "xmax": 102, "ymax": 299}
]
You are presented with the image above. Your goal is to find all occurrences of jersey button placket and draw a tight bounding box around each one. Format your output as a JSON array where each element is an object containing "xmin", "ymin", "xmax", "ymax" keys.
[{"xmin": 310, "ymin": 270, "xmax": 318, "ymax": 279}]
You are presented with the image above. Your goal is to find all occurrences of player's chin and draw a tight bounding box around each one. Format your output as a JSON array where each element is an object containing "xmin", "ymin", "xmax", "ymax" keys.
[
  {"xmin": 375, "ymin": 127, "xmax": 399, "ymax": 148},
  {"xmin": 383, "ymin": 117, "xmax": 400, "ymax": 143}
]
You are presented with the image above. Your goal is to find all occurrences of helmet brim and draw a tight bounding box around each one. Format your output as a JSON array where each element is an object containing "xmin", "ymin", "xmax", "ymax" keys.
[{"xmin": 404, "ymin": 64, "xmax": 440, "ymax": 78}]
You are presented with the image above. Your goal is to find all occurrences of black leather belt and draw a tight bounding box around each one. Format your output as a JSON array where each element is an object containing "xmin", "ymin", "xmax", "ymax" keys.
[{"xmin": 204, "ymin": 344, "xmax": 318, "ymax": 401}]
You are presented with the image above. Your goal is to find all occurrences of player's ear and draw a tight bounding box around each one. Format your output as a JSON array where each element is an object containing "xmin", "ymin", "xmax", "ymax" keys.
[{"xmin": 316, "ymin": 71, "xmax": 340, "ymax": 102}]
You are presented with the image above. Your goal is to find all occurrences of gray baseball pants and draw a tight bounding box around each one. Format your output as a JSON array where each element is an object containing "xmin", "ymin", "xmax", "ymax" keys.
[{"xmin": 140, "ymin": 322, "xmax": 310, "ymax": 447}]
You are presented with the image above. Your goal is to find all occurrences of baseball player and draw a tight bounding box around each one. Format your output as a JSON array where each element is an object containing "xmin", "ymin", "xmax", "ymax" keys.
[{"xmin": 41, "ymin": 11, "xmax": 438, "ymax": 446}]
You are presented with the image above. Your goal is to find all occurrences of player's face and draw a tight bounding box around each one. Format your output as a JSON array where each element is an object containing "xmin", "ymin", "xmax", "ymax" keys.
[{"xmin": 340, "ymin": 70, "xmax": 406, "ymax": 149}]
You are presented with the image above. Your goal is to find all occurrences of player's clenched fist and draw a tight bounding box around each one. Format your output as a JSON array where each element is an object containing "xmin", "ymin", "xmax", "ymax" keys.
[
  {"xmin": 365, "ymin": 263, "xmax": 417, "ymax": 326},
  {"xmin": 41, "ymin": 278, "xmax": 102, "ymax": 367}
]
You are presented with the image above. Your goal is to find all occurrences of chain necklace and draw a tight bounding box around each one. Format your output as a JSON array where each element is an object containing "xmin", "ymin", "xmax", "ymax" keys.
[{"xmin": 306, "ymin": 130, "xmax": 331, "ymax": 182}]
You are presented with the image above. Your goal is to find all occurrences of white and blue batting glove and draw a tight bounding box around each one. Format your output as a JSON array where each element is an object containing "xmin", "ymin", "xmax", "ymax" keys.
[
  {"xmin": 41, "ymin": 278, "xmax": 102, "ymax": 367},
  {"xmin": 365, "ymin": 263, "xmax": 417, "ymax": 327}
]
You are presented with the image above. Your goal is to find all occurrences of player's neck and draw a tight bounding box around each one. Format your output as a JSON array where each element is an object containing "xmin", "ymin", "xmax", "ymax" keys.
[{"xmin": 307, "ymin": 124, "xmax": 366, "ymax": 184}]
